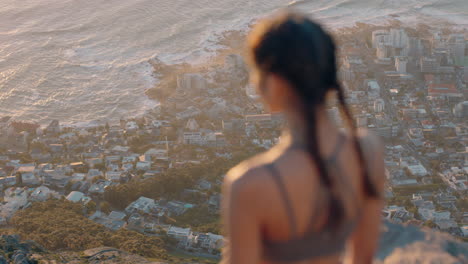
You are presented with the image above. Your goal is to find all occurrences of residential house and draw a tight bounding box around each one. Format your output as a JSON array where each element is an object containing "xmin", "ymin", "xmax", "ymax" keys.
[
  {"xmin": 106, "ymin": 170, "xmax": 123, "ymax": 182},
  {"xmin": 66, "ymin": 191, "xmax": 91, "ymax": 204},
  {"xmin": 167, "ymin": 226, "xmax": 191, "ymax": 241},
  {"xmin": 418, "ymin": 201, "xmax": 436, "ymax": 221},
  {"xmin": 197, "ymin": 180, "xmax": 212, "ymax": 190},
  {"xmin": 43, "ymin": 171, "xmax": 70, "ymax": 188},
  {"xmin": 88, "ymin": 180, "xmax": 112, "ymax": 194},
  {"xmin": 125, "ymin": 197, "xmax": 156, "ymax": 214},
  {"xmin": 29, "ymin": 186, "xmax": 59, "ymax": 201},
  {"xmin": 166, "ymin": 201, "xmax": 193, "ymax": 216},
  {"xmin": 87, "ymin": 169, "xmax": 103, "ymax": 181},
  {"xmin": 136, "ymin": 161, "xmax": 151, "ymax": 171},
  {"xmin": 71, "ymin": 173, "xmax": 86, "ymax": 182}
]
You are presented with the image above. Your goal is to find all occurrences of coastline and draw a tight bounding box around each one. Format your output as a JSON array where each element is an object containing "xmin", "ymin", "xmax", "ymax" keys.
[{"xmin": 144, "ymin": 17, "xmax": 464, "ymax": 105}]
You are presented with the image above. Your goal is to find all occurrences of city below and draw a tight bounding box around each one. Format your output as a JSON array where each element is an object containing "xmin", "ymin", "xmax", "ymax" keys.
[{"xmin": 0, "ymin": 21, "xmax": 467, "ymax": 263}]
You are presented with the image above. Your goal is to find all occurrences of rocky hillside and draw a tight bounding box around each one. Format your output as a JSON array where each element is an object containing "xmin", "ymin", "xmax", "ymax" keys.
[
  {"xmin": 1, "ymin": 221, "xmax": 467, "ymax": 264},
  {"xmin": 0, "ymin": 235, "xmax": 163, "ymax": 264}
]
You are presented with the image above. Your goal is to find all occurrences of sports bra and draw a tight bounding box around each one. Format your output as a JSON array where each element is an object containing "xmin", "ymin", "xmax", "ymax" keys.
[{"xmin": 262, "ymin": 133, "xmax": 364, "ymax": 262}]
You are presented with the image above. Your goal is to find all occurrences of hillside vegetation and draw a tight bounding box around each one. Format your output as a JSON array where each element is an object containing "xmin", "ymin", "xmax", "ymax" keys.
[{"xmin": 10, "ymin": 199, "xmax": 169, "ymax": 260}]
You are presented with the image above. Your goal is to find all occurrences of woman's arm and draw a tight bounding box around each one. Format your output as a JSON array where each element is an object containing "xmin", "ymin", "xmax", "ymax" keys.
[
  {"xmin": 348, "ymin": 132, "xmax": 386, "ymax": 264},
  {"xmin": 221, "ymin": 167, "xmax": 263, "ymax": 264}
]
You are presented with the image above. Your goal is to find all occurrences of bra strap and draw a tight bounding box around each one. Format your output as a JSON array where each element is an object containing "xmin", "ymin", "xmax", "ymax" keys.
[{"xmin": 266, "ymin": 163, "xmax": 298, "ymax": 237}]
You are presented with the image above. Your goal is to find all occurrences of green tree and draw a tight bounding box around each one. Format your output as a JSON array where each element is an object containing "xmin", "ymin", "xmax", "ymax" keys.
[
  {"xmin": 424, "ymin": 220, "xmax": 436, "ymax": 229},
  {"xmin": 100, "ymin": 201, "xmax": 111, "ymax": 214},
  {"xmin": 86, "ymin": 200, "xmax": 97, "ymax": 214},
  {"xmin": 15, "ymin": 172, "xmax": 23, "ymax": 186}
]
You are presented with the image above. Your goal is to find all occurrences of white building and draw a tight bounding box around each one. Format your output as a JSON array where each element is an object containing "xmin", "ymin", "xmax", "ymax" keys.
[
  {"xmin": 448, "ymin": 34, "xmax": 466, "ymax": 63},
  {"xmin": 177, "ymin": 73, "xmax": 207, "ymax": 92},
  {"xmin": 106, "ymin": 171, "xmax": 123, "ymax": 182},
  {"xmin": 125, "ymin": 196, "xmax": 156, "ymax": 214},
  {"xmin": 144, "ymin": 148, "xmax": 168, "ymax": 159},
  {"xmin": 433, "ymin": 211, "xmax": 451, "ymax": 221},
  {"xmin": 87, "ymin": 169, "xmax": 103, "ymax": 181},
  {"xmin": 167, "ymin": 226, "xmax": 191, "ymax": 241},
  {"xmin": 152, "ymin": 120, "xmax": 170, "ymax": 128},
  {"xmin": 125, "ymin": 121, "xmax": 138, "ymax": 132},
  {"xmin": 374, "ymin": 99, "xmax": 385, "ymax": 113},
  {"xmin": 183, "ymin": 131, "xmax": 204, "ymax": 145},
  {"xmin": 390, "ymin": 28, "xmax": 408, "ymax": 49},
  {"xmin": 176, "ymin": 107, "xmax": 201, "ymax": 120},
  {"xmin": 420, "ymin": 57, "xmax": 438, "ymax": 73},
  {"xmin": 461, "ymin": 226, "xmax": 468, "ymax": 237},
  {"xmin": 66, "ymin": 191, "xmax": 91, "ymax": 204},
  {"xmin": 136, "ymin": 161, "xmax": 151, "ymax": 171},
  {"xmin": 30, "ymin": 186, "xmax": 59, "ymax": 201},
  {"xmin": 372, "ymin": 29, "xmax": 391, "ymax": 48},
  {"xmin": 395, "ymin": 56, "xmax": 408, "ymax": 73}
]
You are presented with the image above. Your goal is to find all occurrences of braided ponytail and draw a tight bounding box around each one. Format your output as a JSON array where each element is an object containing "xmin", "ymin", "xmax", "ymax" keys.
[{"xmin": 336, "ymin": 85, "xmax": 378, "ymax": 197}]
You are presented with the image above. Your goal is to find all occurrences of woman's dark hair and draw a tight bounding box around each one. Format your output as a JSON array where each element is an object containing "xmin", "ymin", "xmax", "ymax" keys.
[{"xmin": 248, "ymin": 12, "xmax": 378, "ymax": 227}]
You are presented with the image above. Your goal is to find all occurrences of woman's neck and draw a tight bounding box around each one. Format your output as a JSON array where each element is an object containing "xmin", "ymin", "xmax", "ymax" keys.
[{"xmin": 281, "ymin": 105, "xmax": 340, "ymax": 149}]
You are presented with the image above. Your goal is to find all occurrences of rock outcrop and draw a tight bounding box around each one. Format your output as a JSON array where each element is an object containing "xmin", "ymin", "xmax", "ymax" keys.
[{"xmin": 376, "ymin": 221, "xmax": 468, "ymax": 264}]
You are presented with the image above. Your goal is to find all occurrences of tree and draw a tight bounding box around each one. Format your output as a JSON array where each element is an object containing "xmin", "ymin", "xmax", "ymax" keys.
[
  {"xmin": 85, "ymin": 200, "xmax": 97, "ymax": 215},
  {"xmin": 94, "ymin": 163, "xmax": 106, "ymax": 171},
  {"xmin": 64, "ymin": 181, "xmax": 73, "ymax": 193},
  {"xmin": 15, "ymin": 172, "xmax": 23, "ymax": 186},
  {"xmin": 424, "ymin": 220, "xmax": 436, "ymax": 229},
  {"xmin": 10, "ymin": 200, "xmax": 169, "ymax": 258},
  {"xmin": 100, "ymin": 201, "xmax": 111, "ymax": 214}
]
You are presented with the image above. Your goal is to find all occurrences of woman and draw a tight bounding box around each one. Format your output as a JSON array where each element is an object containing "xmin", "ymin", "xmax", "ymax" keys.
[{"xmin": 222, "ymin": 12, "xmax": 385, "ymax": 264}]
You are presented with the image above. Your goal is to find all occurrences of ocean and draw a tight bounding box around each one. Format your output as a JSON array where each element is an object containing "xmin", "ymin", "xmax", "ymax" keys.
[{"xmin": 0, "ymin": 0, "xmax": 466, "ymax": 126}]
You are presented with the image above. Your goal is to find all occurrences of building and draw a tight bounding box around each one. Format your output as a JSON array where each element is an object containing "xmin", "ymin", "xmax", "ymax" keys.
[
  {"xmin": 407, "ymin": 37, "xmax": 423, "ymax": 58},
  {"xmin": 428, "ymin": 83, "xmax": 462, "ymax": 99},
  {"xmin": 245, "ymin": 84, "xmax": 259, "ymax": 99},
  {"xmin": 383, "ymin": 71, "xmax": 414, "ymax": 91},
  {"xmin": 222, "ymin": 118, "xmax": 245, "ymax": 133},
  {"xmin": 167, "ymin": 226, "xmax": 191, "ymax": 241},
  {"xmin": 45, "ymin": 120, "xmax": 60, "ymax": 135},
  {"xmin": 183, "ymin": 131, "xmax": 204, "ymax": 145},
  {"xmin": 343, "ymin": 55, "xmax": 367, "ymax": 73},
  {"xmin": 420, "ymin": 57, "xmax": 439, "ymax": 73},
  {"xmin": 453, "ymin": 101, "xmax": 468, "ymax": 118},
  {"xmin": 372, "ymin": 30, "xmax": 391, "ymax": 48},
  {"xmin": 29, "ymin": 186, "xmax": 59, "ymax": 201},
  {"xmin": 390, "ymin": 28, "xmax": 408, "ymax": 49},
  {"xmin": 376, "ymin": 43, "xmax": 391, "ymax": 64},
  {"xmin": 136, "ymin": 161, "xmax": 151, "ymax": 171},
  {"xmin": 245, "ymin": 114, "xmax": 279, "ymax": 128},
  {"xmin": 177, "ymin": 73, "xmax": 206, "ymax": 92},
  {"xmin": 365, "ymin": 79, "xmax": 381, "ymax": 98},
  {"xmin": 395, "ymin": 56, "xmax": 408, "ymax": 73},
  {"xmin": 105, "ymin": 171, "xmax": 123, "ymax": 182},
  {"xmin": 374, "ymin": 99, "xmax": 385, "ymax": 113},
  {"xmin": 447, "ymin": 34, "xmax": 466, "ymax": 65},
  {"xmin": 185, "ymin": 118, "xmax": 200, "ymax": 131},
  {"xmin": 176, "ymin": 107, "xmax": 201, "ymax": 120},
  {"xmin": 66, "ymin": 191, "xmax": 91, "ymax": 204},
  {"xmin": 125, "ymin": 196, "xmax": 156, "ymax": 214}
]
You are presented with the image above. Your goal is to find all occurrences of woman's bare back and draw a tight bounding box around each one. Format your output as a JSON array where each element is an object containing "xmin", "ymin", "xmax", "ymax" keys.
[{"xmin": 222, "ymin": 129, "xmax": 385, "ymax": 264}]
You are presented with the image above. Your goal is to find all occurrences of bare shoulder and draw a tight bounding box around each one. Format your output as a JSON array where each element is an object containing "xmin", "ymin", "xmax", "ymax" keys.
[
  {"xmin": 224, "ymin": 152, "xmax": 271, "ymax": 192},
  {"xmin": 223, "ymin": 151, "xmax": 274, "ymax": 202}
]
